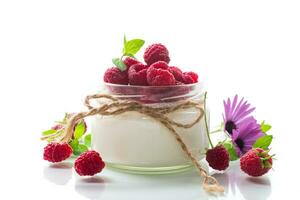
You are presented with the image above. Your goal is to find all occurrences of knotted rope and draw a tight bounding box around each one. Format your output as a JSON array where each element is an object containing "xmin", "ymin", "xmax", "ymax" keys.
[{"xmin": 60, "ymin": 94, "xmax": 224, "ymax": 193}]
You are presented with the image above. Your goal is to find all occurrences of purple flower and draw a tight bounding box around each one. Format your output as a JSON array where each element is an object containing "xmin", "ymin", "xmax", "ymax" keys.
[
  {"xmin": 223, "ymin": 95, "xmax": 255, "ymax": 135},
  {"xmin": 232, "ymin": 120, "xmax": 264, "ymax": 157}
]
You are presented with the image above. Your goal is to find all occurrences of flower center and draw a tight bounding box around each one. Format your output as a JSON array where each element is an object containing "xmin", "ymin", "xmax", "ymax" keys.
[
  {"xmin": 225, "ymin": 120, "xmax": 236, "ymax": 134},
  {"xmin": 235, "ymin": 138, "xmax": 244, "ymax": 150}
]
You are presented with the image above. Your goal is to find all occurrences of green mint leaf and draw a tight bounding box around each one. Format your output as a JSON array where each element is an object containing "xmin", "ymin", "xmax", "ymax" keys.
[
  {"xmin": 261, "ymin": 121, "xmax": 272, "ymax": 133},
  {"xmin": 73, "ymin": 144, "xmax": 88, "ymax": 156},
  {"xmin": 124, "ymin": 53, "xmax": 136, "ymax": 58},
  {"xmin": 78, "ymin": 144, "xmax": 88, "ymax": 153},
  {"xmin": 223, "ymin": 141, "xmax": 239, "ymax": 161},
  {"xmin": 69, "ymin": 139, "xmax": 79, "ymax": 149},
  {"xmin": 123, "ymin": 39, "xmax": 145, "ymax": 56},
  {"xmin": 112, "ymin": 57, "xmax": 126, "ymax": 71},
  {"xmin": 74, "ymin": 121, "xmax": 86, "ymax": 139},
  {"xmin": 84, "ymin": 134, "xmax": 91, "ymax": 148},
  {"xmin": 42, "ymin": 129, "xmax": 56, "ymax": 136},
  {"xmin": 253, "ymin": 135, "xmax": 273, "ymax": 149},
  {"xmin": 69, "ymin": 139, "xmax": 88, "ymax": 155}
]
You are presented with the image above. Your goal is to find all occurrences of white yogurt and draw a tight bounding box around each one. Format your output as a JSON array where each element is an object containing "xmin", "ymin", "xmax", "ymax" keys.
[{"xmin": 91, "ymin": 107, "xmax": 209, "ymax": 168}]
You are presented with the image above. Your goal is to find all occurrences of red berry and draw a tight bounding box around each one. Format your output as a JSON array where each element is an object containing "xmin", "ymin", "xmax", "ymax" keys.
[
  {"xmin": 75, "ymin": 150, "xmax": 105, "ymax": 176},
  {"xmin": 43, "ymin": 142, "xmax": 73, "ymax": 163},
  {"xmin": 186, "ymin": 72, "xmax": 198, "ymax": 81},
  {"xmin": 146, "ymin": 61, "xmax": 176, "ymax": 86},
  {"xmin": 149, "ymin": 60, "xmax": 169, "ymax": 70},
  {"xmin": 240, "ymin": 148, "xmax": 273, "ymax": 177},
  {"xmin": 168, "ymin": 66, "xmax": 184, "ymax": 82},
  {"xmin": 103, "ymin": 67, "xmax": 128, "ymax": 85},
  {"xmin": 123, "ymin": 57, "xmax": 141, "ymax": 70},
  {"xmin": 206, "ymin": 145, "xmax": 230, "ymax": 171},
  {"xmin": 128, "ymin": 63, "xmax": 148, "ymax": 86},
  {"xmin": 182, "ymin": 71, "xmax": 198, "ymax": 84},
  {"xmin": 143, "ymin": 43, "xmax": 170, "ymax": 66}
]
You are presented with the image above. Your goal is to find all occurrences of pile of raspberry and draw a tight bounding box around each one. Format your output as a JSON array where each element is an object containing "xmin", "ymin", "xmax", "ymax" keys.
[
  {"xmin": 104, "ymin": 43, "xmax": 198, "ymax": 86},
  {"xmin": 44, "ymin": 142, "xmax": 105, "ymax": 176}
]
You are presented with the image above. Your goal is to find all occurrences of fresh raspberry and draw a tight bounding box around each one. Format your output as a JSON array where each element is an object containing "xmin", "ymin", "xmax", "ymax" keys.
[
  {"xmin": 103, "ymin": 67, "xmax": 128, "ymax": 85},
  {"xmin": 43, "ymin": 142, "xmax": 73, "ymax": 163},
  {"xmin": 123, "ymin": 57, "xmax": 141, "ymax": 70},
  {"xmin": 143, "ymin": 43, "xmax": 170, "ymax": 65},
  {"xmin": 240, "ymin": 148, "xmax": 273, "ymax": 177},
  {"xmin": 146, "ymin": 61, "xmax": 176, "ymax": 86},
  {"xmin": 128, "ymin": 63, "xmax": 148, "ymax": 86},
  {"xmin": 182, "ymin": 71, "xmax": 198, "ymax": 84},
  {"xmin": 75, "ymin": 150, "xmax": 105, "ymax": 176},
  {"xmin": 168, "ymin": 66, "xmax": 184, "ymax": 82},
  {"xmin": 149, "ymin": 60, "xmax": 169, "ymax": 70},
  {"xmin": 206, "ymin": 145, "xmax": 230, "ymax": 171}
]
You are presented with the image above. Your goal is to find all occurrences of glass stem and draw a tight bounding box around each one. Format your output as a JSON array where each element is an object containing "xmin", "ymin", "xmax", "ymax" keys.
[{"xmin": 204, "ymin": 92, "xmax": 214, "ymax": 148}]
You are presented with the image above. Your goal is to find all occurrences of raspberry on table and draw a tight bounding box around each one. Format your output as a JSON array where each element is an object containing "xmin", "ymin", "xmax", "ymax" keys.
[
  {"xmin": 206, "ymin": 145, "xmax": 230, "ymax": 171},
  {"xmin": 103, "ymin": 67, "xmax": 129, "ymax": 85},
  {"xmin": 240, "ymin": 148, "xmax": 273, "ymax": 177},
  {"xmin": 43, "ymin": 142, "xmax": 73, "ymax": 163},
  {"xmin": 75, "ymin": 150, "xmax": 105, "ymax": 176},
  {"xmin": 143, "ymin": 43, "xmax": 170, "ymax": 66},
  {"xmin": 128, "ymin": 63, "xmax": 149, "ymax": 86},
  {"xmin": 146, "ymin": 61, "xmax": 176, "ymax": 86}
]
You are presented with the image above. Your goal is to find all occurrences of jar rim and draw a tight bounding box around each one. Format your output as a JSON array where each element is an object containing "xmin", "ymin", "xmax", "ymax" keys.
[
  {"xmin": 103, "ymin": 82, "xmax": 202, "ymax": 89},
  {"xmin": 101, "ymin": 82, "xmax": 204, "ymax": 104}
]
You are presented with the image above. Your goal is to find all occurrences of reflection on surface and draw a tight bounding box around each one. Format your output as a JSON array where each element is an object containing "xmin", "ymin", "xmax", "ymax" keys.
[
  {"xmin": 42, "ymin": 160, "xmax": 272, "ymax": 200},
  {"xmin": 211, "ymin": 162, "xmax": 272, "ymax": 200},
  {"xmin": 238, "ymin": 177, "xmax": 271, "ymax": 200},
  {"xmin": 75, "ymin": 176, "xmax": 107, "ymax": 200},
  {"xmin": 43, "ymin": 162, "xmax": 73, "ymax": 185},
  {"xmin": 99, "ymin": 168, "xmax": 209, "ymax": 200}
]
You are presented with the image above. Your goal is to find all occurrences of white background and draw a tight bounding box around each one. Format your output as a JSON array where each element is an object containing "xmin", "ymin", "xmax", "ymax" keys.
[{"xmin": 0, "ymin": 0, "xmax": 299, "ymax": 199}]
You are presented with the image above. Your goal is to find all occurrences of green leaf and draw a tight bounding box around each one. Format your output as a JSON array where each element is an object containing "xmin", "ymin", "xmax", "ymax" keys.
[
  {"xmin": 74, "ymin": 144, "xmax": 88, "ymax": 156},
  {"xmin": 123, "ymin": 39, "xmax": 145, "ymax": 55},
  {"xmin": 42, "ymin": 129, "xmax": 56, "ymax": 136},
  {"xmin": 74, "ymin": 121, "xmax": 86, "ymax": 139},
  {"xmin": 69, "ymin": 139, "xmax": 79, "ymax": 149},
  {"xmin": 112, "ymin": 57, "xmax": 126, "ymax": 71},
  {"xmin": 223, "ymin": 141, "xmax": 239, "ymax": 161},
  {"xmin": 261, "ymin": 121, "xmax": 272, "ymax": 133},
  {"xmin": 69, "ymin": 139, "xmax": 88, "ymax": 155},
  {"xmin": 124, "ymin": 53, "xmax": 136, "ymax": 58},
  {"xmin": 253, "ymin": 135, "xmax": 273, "ymax": 149},
  {"xmin": 84, "ymin": 134, "xmax": 91, "ymax": 148}
]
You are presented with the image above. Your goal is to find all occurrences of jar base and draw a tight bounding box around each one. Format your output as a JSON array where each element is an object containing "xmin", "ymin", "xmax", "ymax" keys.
[{"xmin": 106, "ymin": 163, "xmax": 193, "ymax": 175}]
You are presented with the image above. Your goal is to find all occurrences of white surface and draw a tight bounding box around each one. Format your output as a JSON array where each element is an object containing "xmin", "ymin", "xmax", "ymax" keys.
[{"xmin": 0, "ymin": 0, "xmax": 300, "ymax": 199}]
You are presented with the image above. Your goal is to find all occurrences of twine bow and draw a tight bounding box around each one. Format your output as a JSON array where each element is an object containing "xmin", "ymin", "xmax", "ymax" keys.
[{"xmin": 59, "ymin": 94, "xmax": 224, "ymax": 193}]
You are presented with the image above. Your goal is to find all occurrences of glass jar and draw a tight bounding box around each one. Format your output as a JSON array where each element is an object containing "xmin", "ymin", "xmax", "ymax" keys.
[{"xmin": 91, "ymin": 82, "xmax": 209, "ymax": 174}]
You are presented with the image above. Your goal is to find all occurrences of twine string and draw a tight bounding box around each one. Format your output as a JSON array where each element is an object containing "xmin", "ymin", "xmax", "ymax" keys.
[{"xmin": 50, "ymin": 94, "xmax": 224, "ymax": 193}]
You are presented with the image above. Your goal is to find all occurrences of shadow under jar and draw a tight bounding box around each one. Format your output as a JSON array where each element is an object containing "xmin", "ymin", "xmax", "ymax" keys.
[{"xmin": 91, "ymin": 82, "xmax": 209, "ymax": 174}]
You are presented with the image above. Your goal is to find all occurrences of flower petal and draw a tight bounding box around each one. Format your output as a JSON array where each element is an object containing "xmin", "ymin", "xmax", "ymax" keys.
[
  {"xmin": 231, "ymin": 129, "xmax": 239, "ymax": 140},
  {"xmin": 233, "ymin": 101, "xmax": 250, "ymax": 121}
]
